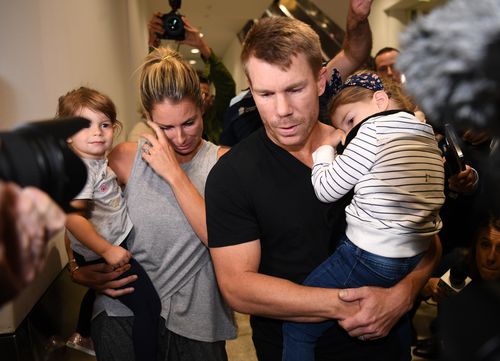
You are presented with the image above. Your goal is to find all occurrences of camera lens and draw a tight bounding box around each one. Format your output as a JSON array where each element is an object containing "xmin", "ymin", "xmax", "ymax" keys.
[
  {"xmin": 0, "ymin": 117, "xmax": 88, "ymax": 212},
  {"xmin": 166, "ymin": 16, "xmax": 181, "ymax": 32},
  {"xmin": 161, "ymin": 12, "xmax": 185, "ymax": 40}
]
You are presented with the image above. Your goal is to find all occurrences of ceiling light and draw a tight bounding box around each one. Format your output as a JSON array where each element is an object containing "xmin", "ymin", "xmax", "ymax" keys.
[
  {"xmin": 189, "ymin": 60, "xmax": 197, "ymax": 65},
  {"xmin": 191, "ymin": 49, "xmax": 200, "ymax": 54}
]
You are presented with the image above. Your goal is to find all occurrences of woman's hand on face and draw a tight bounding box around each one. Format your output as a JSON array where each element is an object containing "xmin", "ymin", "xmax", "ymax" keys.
[{"xmin": 140, "ymin": 120, "xmax": 183, "ymax": 184}]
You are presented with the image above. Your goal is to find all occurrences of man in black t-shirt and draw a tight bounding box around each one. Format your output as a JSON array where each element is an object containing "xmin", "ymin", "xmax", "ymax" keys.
[{"xmin": 206, "ymin": 2, "xmax": 441, "ymax": 360}]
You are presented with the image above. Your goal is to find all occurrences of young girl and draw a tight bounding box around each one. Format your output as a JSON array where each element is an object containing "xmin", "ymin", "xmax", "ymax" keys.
[
  {"xmin": 282, "ymin": 72, "xmax": 446, "ymax": 361},
  {"xmin": 59, "ymin": 87, "xmax": 160, "ymax": 360}
]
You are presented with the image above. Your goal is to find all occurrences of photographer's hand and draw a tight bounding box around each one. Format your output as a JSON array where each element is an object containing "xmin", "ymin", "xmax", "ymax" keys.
[
  {"xmin": 178, "ymin": 16, "xmax": 211, "ymax": 59},
  {"xmin": 0, "ymin": 181, "xmax": 66, "ymax": 305},
  {"xmin": 448, "ymin": 165, "xmax": 478, "ymax": 194},
  {"xmin": 420, "ymin": 277, "xmax": 446, "ymax": 303},
  {"xmin": 148, "ymin": 12, "xmax": 164, "ymax": 49},
  {"xmin": 462, "ymin": 130, "xmax": 491, "ymax": 146}
]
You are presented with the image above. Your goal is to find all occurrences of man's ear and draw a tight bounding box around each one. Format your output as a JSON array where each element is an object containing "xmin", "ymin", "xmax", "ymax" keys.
[
  {"xmin": 317, "ymin": 67, "xmax": 327, "ymax": 97},
  {"xmin": 373, "ymin": 90, "xmax": 390, "ymax": 111}
]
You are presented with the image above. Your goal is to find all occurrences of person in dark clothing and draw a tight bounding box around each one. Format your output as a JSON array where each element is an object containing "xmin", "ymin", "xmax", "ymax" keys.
[{"xmin": 206, "ymin": 2, "xmax": 441, "ymax": 360}]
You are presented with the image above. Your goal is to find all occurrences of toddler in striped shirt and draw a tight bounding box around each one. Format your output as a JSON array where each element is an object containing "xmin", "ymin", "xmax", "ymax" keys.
[{"xmin": 282, "ymin": 71, "xmax": 445, "ymax": 361}]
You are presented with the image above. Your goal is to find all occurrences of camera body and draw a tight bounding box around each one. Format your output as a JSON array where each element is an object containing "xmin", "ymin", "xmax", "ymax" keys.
[
  {"xmin": 440, "ymin": 123, "xmax": 466, "ymax": 175},
  {"xmin": 0, "ymin": 117, "xmax": 88, "ymax": 212},
  {"xmin": 160, "ymin": 0, "xmax": 185, "ymax": 41}
]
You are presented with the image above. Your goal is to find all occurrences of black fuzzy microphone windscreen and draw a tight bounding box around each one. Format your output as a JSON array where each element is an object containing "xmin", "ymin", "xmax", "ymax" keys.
[{"xmin": 397, "ymin": 0, "xmax": 500, "ymax": 135}]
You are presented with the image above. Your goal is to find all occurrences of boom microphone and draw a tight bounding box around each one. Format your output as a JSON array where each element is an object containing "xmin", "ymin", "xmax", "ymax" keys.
[
  {"xmin": 397, "ymin": 0, "xmax": 500, "ymax": 135},
  {"xmin": 397, "ymin": 0, "xmax": 500, "ymax": 217}
]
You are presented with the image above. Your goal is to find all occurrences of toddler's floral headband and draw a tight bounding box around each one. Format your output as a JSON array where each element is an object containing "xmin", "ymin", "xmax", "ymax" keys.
[{"xmin": 342, "ymin": 72, "xmax": 384, "ymax": 91}]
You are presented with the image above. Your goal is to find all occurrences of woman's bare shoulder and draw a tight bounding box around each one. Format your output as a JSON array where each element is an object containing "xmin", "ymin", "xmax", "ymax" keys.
[{"xmin": 108, "ymin": 142, "xmax": 138, "ymax": 185}]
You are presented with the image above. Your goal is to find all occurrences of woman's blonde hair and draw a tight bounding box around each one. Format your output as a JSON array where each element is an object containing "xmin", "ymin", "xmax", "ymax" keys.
[{"xmin": 139, "ymin": 47, "xmax": 202, "ymax": 119}]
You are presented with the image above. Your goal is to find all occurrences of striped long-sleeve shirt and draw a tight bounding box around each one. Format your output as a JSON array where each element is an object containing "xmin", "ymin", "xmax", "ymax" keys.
[{"xmin": 312, "ymin": 110, "xmax": 445, "ymax": 257}]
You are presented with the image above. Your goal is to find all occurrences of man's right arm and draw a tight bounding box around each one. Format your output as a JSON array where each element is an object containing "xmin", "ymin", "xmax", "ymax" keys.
[
  {"xmin": 210, "ymin": 240, "xmax": 358, "ymax": 322},
  {"xmin": 206, "ymin": 154, "xmax": 357, "ymax": 322}
]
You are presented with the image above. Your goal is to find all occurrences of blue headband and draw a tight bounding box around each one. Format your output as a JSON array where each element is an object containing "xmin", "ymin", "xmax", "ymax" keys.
[{"xmin": 342, "ymin": 72, "xmax": 384, "ymax": 91}]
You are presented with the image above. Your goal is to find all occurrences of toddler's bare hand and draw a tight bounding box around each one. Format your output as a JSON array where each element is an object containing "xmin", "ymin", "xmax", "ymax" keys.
[{"xmin": 102, "ymin": 245, "xmax": 131, "ymax": 268}]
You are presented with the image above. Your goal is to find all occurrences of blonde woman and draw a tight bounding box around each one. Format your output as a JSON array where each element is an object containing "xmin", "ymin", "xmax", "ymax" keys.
[{"xmin": 72, "ymin": 47, "xmax": 235, "ymax": 361}]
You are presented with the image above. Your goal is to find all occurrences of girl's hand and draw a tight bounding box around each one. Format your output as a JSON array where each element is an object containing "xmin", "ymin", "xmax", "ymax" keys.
[
  {"xmin": 332, "ymin": 129, "xmax": 347, "ymax": 147},
  {"xmin": 323, "ymin": 128, "xmax": 346, "ymax": 148},
  {"xmin": 102, "ymin": 245, "xmax": 131, "ymax": 268}
]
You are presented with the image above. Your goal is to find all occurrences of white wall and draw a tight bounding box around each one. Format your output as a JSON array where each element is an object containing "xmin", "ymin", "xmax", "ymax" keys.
[
  {"xmin": 0, "ymin": 0, "xmax": 154, "ymax": 332},
  {"xmin": 223, "ymin": 36, "xmax": 249, "ymax": 94},
  {"xmin": 369, "ymin": 0, "xmax": 409, "ymax": 54},
  {"xmin": 0, "ymin": 0, "xmax": 151, "ymax": 140}
]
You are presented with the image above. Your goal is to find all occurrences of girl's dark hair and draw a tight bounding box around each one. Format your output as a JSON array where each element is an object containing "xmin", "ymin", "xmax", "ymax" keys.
[
  {"xmin": 56, "ymin": 86, "xmax": 122, "ymax": 132},
  {"xmin": 328, "ymin": 70, "xmax": 418, "ymax": 118}
]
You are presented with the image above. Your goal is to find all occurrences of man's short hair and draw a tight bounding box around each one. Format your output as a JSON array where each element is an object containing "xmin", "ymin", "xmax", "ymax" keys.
[
  {"xmin": 374, "ymin": 47, "xmax": 400, "ymax": 59},
  {"xmin": 241, "ymin": 16, "xmax": 323, "ymax": 81}
]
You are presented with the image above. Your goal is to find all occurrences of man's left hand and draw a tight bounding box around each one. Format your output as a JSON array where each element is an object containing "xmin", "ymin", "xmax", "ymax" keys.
[{"xmin": 337, "ymin": 285, "xmax": 411, "ymax": 340}]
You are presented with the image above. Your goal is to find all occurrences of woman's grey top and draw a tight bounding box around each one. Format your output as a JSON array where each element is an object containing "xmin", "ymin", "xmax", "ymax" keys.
[{"xmin": 93, "ymin": 140, "xmax": 236, "ymax": 342}]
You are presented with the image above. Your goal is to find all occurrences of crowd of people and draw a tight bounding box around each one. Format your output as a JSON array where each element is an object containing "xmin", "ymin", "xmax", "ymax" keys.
[{"xmin": 2, "ymin": 0, "xmax": 499, "ymax": 360}]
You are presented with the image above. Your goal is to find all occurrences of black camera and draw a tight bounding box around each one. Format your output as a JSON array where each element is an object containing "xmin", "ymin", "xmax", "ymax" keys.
[
  {"xmin": 0, "ymin": 117, "xmax": 89, "ymax": 212},
  {"xmin": 160, "ymin": 0, "xmax": 185, "ymax": 41}
]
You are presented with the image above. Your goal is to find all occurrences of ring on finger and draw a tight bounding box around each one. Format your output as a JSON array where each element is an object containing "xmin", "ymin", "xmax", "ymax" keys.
[{"xmin": 358, "ymin": 335, "xmax": 366, "ymax": 341}]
